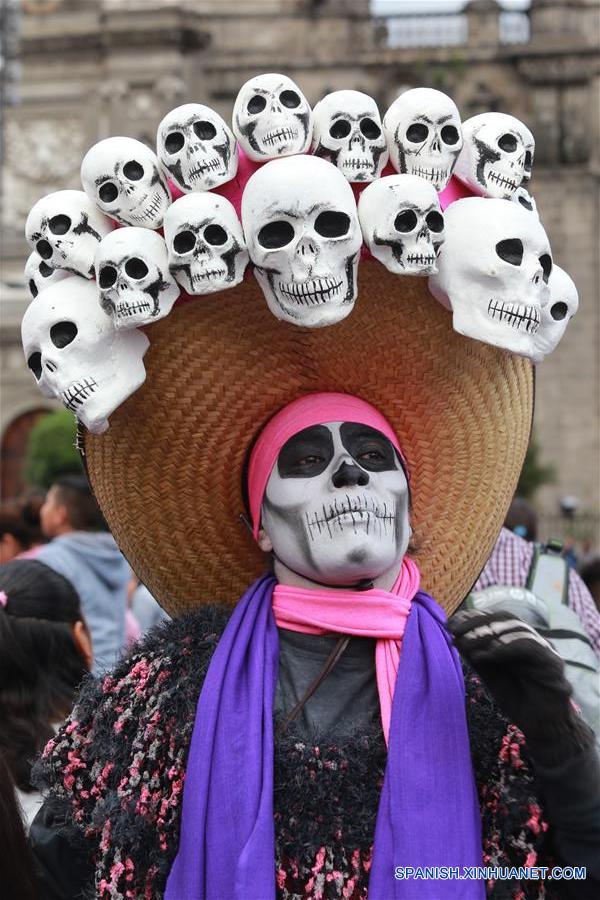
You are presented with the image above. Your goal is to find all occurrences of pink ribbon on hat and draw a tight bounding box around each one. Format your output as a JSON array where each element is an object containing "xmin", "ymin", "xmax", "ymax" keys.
[
  {"xmin": 0, "ymin": 591, "xmax": 8, "ymax": 608},
  {"xmin": 247, "ymin": 392, "xmax": 406, "ymax": 539}
]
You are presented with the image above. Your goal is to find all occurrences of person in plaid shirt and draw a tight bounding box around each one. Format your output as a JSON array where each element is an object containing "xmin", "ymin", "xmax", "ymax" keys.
[{"xmin": 473, "ymin": 526, "xmax": 600, "ymax": 658}]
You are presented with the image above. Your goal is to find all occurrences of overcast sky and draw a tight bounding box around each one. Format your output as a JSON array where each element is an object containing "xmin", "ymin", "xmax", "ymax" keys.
[{"xmin": 371, "ymin": 1, "xmax": 531, "ymax": 12}]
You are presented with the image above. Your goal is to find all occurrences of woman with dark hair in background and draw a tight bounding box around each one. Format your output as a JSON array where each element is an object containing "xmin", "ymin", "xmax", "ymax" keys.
[
  {"xmin": 0, "ymin": 752, "xmax": 39, "ymax": 900},
  {"xmin": 0, "ymin": 559, "xmax": 92, "ymax": 828}
]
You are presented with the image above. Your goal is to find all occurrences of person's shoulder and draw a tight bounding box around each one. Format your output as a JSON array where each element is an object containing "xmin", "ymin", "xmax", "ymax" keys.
[{"xmin": 33, "ymin": 604, "xmax": 231, "ymax": 803}]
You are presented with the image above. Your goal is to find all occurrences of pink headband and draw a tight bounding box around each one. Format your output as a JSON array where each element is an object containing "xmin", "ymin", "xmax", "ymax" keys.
[{"xmin": 247, "ymin": 392, "xmax": 405, "ymax": 539}]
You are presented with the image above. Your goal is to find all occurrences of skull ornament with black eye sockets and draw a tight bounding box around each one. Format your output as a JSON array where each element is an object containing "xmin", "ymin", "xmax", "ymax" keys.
[
  {"xmin": 81, "ymin": 137, "xmax": 171, "ymax": 228},
  {"xmin": 428, "ymin": 197, "xmax": 553, "ymax": 359},
  {"xmin": 25, "ymin": 190, "xmax": 113, "ymax": 279},
  {"xmin": 383, "ymin": 88, "xmax": 463, "ymax": 191},
  {"xmin": 454, "ymin": 113, "xmax": 535, "ymax": 200},
  {"xmin": 531, "ymin": 264, "xmax": 579, "ymax": 364},
  {"xmin": 512, "ymin": 186, "xmax": 538, "ymax": 218},
  {"xmin": 359, "ymin": 175, "xmax": 445, "ymax": 275},
  {"xmin": 232, "ymin": 73, "xmax": 313, "ymax": 162},
  {"xmin": 24, "ymin": 251, "xmax": 70, "ymax": 299},
  {"xmin": 95, "ymin": 228, "xmax": 180, "ymax": 328},
  {"xmin": 163, "ymin": 193, "xmax": 249, "ymax": 295},
  {"xmin": 21, "ymin": 276, "xmax": 149, "ymax": 433},
  {"xmin": 157, "ymin": 103, "xmax": 238, "ymax": 193},
  {"xmin": 311, "ymin": 90, "xmax": 388, "ymax": 183},
  {"xmin": 242, "ymin": 155, "xmax": 362, "ymax": 328}
]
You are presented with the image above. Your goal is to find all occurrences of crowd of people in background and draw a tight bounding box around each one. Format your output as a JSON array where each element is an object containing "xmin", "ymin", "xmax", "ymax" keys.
[{"xmin": 0, "ymin": 478, "xmax": 599, "ymax": 896}]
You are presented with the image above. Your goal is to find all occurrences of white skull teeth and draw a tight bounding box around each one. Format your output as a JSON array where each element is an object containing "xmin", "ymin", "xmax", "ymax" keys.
[
  {"xmin": 189, "ymin": 158, "xmax": 221, "ymax": 178},
  {"xmin": 277, "ymin": 276, "xmax": 343, "ymax": 306},
  {"xmin": 487, "ymin": 299, "xmax": 541, "ymax": 333},
  {"xmin": 406, "ymin": 253, "xmax": 436, "ymax": 266},
  {"xmin": 127, "ymin": 189, "xmax": 168, "ymax": 225},
  {"xmin": 411, "ymin": 165, "xmax": 449, "ymax": 186},
  {"xmin": 60, "ymin": 377, "xmax": 98, "ymax": 411},
  {"xmin": 263, "ymin": 127, "xmax": 299, "ymax": 148},
  {"xmin": 190, "ymin": 267, "xmax": 228, "ymax": 286},
  {"xmin": 117, "ymin": 300, "xmax": 152, "ymax": 319},
  {"xmin": 304, "ymin": 493, "xmax": 396, "ymax": 541},
  {"xmin": 488, "ymin": 171, "xmax": 518, "ymax": 192}
]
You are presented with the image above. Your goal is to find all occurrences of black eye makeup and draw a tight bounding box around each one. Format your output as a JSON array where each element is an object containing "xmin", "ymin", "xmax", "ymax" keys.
[
  {"xmin": 340, "ymin": 423, "xmax": 398, "ymax": 472},
  {"xmin": 277, "ymin": 425, "xmax": 334, "ymax": 478}
]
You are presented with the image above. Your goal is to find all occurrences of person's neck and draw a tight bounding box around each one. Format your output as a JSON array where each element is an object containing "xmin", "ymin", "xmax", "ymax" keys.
[
  {"xmin": 50, "ymin": 524, "xmax": 75, "ymax": 538},
  {"xmin": 273, "ymin": 557, "xmax": 403, "ymax": 592}
]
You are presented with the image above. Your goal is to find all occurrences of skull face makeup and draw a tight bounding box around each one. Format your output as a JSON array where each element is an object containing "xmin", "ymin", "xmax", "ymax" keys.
[
  {"xmin": 95, "ymin": 228, "xmax": 180, "ymax": 328},
  {"xmin": 21, "ymin": 276, "xmax": 149, "ymax": 433},
  {"xmin": 261, "ymin": 421, "xmax": 410, "ymax": 586},
  {"xmin": 163, "ymin": 193, "xmax": 249, "ymax": 295},
  {"xmin": 241, "ymin": 155, "xmax": 362, "ymax": 327},
  {"xmin": 25, "ymin": 190, "xmax": 113, "ymax": 279},
  {"xmin": 157, "ymin": 103, "xmax": 238, "ymax": 193},
  {"xmin": 531, "ymin": 264, "xmax": 579, "ymax": 364},
  {"xmin": 24, "ymin": 251, "xmax": 70, "ymax": 299},
  {"xmin": 359, "ymin": 175, "xmax": 445, "ymax": 275},
  {"xmin": 383, "ymin": 88, "xmax": 462, "ymax": 191},
  {"xmin": 312, "ymin": 90, "xmax": 388, "ymax": 183},
  {"xmin": 232, "ymin": 73, "xmax": 313, "ymax": 162},
  {"xmin": 429, "ymin": 197, "xmax": 552, "ymax": 358},
  {"xmin": 81, "ymin": 137, "xmax": 171, "ymax": 228},
  {"xmin": 454, "ymin": 113, "xmax": 535, "ymax": 200}
]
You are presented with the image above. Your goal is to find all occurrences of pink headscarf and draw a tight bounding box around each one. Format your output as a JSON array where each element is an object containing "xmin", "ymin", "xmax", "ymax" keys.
[{"xmin": 247, "ymin": 392, "xmax": 406, "ymax": 539}]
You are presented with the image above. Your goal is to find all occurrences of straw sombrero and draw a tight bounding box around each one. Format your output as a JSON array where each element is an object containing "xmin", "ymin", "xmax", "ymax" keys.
[{"xmin": 82, "ymin": 265, "xmax": 533, "ymax": 616}]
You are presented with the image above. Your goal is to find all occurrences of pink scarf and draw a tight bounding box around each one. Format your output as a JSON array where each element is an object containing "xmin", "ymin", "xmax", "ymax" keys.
[{"xmin": 273, "ymin": 556, "xmax": 419, "ymax": 743}]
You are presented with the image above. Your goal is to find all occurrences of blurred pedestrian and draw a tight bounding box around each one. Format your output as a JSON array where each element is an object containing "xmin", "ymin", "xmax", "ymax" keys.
[
  {"xmin": 128, "ymin": 574, "xmax": 170, "ymax": 637},
  {"xmin": 0, "ymin": 559, "xmax": 92, "ymax": 829},
  {"xmin": 36, "ymin": 475, "xmax": 130, "ymax": 674},
  {"xmin": 0, "ymin": 494, "xmax": 46, "ymax": 563}
]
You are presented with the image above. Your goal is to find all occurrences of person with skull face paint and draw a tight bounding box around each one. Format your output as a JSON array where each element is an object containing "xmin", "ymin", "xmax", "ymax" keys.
[{"xmin": 29, "ymin": 395, "xmax": 600, "ymax": 900}]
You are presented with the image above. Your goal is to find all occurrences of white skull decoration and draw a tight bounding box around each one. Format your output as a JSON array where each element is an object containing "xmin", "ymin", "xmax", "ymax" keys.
[
  {"xmin": 232, "ymin": 73, "xmax": 313, "ymax": 162},
  {"xmin": 429, "ymin": 197, "xmax": 553, "ymax": 359},
  {"xmin": 532, "ymin": 264, "xmax": 579, "ymax": 364},
  {"xmin": 512, "ymin": 186, "xmax": 538, "ymax": 218},
  {"xmin": 24, "ymin": 251, "xmax": 70, "ymax": 299},
  {"xmin": 311, "ymin": 90, "xmax": 388, "ymax": 183},
  {"xmin": 454, "ymin": 113, "xmax": 535, "ymax": 200},
  {"xmin": 242, "ymin": 155, "xmax": 362, "ymax": 328},
  {"xmin": 81, "ymin": 137, "xmax": 171, "ymax": 228},
  {"xmin": 163, "ymin": 193, "xmax": 248, "ymax": 295},
  {"xmin": 383, "ymin": 88, "xmax": 463, "ymax": 191},
  {"xmin": 21, "ymin": 276, "xmax": 149, "ymax": 433},
  {"xmin": 156, "ymin": 103, "xmax": 238, "ymax": 193},
  {"xmin": 358, "ymin": 175, "xmax": 445, "ymax": 275},
  {"xmin": 25, "ymin": 190, "xmax": 113, "ymax": 279},
  {"xmin": 95, "ymin": 228, "xmax": 180, "ymax": 328}
]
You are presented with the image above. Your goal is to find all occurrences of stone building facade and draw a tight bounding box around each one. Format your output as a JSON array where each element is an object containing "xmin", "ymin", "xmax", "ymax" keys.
[{"xmin": 1, "ymin": 0, "xmax": 599, "ymax": 521}]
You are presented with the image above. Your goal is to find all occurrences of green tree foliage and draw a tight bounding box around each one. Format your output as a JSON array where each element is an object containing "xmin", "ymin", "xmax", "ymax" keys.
[
  {"xmin": 516, "ymin": 434, "xmax": 555, "ymax": 501},
  {"xmin": 23, "ymin": 410, "xmax": 83, "ymax": 489}
]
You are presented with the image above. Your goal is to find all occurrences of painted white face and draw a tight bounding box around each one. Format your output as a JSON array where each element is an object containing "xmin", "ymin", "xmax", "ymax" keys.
[
  {"xmin": 24, "ymin": 251, "xmax": 70, "ymax": 299},
  {"xmin": 261, "ymin": 421, "xmax": 410, "ymax": 586},
  {"xmin": 358, "ymin": 175, "xmax": 445, "ymax": 275},
  {"xmin": 21, "ymin": 276, "xmax": 149, "ymax": 434},
  {"xmin": 163, "ymin": 193, "xmax": 249, "ymax": 295},
  {"xmin": 232, "ymin": 73, "xmax": 313, "ymax": 162},
  {"xmin": 242, "ymin": 155, "xmax": 362, "ymax": 328},
  {"xmin": 532, "ymin": 265, "xmax": 579, "ymax": 364},
  {"xmin": 383, "ymin": 88, "xmax": 462, "ymax": 191},
  {"xmin": 25, "ymin": 190, "xmax": 113, "ymax": 279},
  {"xmin": 81, "ymin": 137, "xmax": 171, "ymax": 228},
  {"xmin": 428, "ymin": 197, "xmax": 553, "ymax": 358},
  {"xmin": 454, "ymin": 113, "xmax": 535, "ymax": 200},
  {"xmin": 311, "ymin": 90, "xmax": 388, "ymax": 183},
  {"xmin": 156, "ymin": 103, "xmax": 238, "ymax": 192},
  {"xmin": 95, "ymin": 228, "xmax": 180, "ymax": 328}
]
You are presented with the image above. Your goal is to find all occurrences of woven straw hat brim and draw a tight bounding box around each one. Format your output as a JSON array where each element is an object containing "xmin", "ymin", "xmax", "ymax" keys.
[{"xmin": 83, "ymin": 266, "xmax": 533, "ymax": 616}]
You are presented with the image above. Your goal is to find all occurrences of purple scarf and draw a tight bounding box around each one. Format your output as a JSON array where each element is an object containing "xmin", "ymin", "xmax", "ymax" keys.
[{"xmin": 165, "ymin": 575, "xmax": 484, "ymax": 899}]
